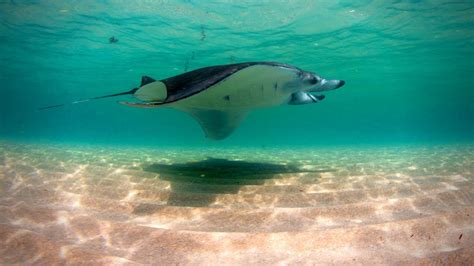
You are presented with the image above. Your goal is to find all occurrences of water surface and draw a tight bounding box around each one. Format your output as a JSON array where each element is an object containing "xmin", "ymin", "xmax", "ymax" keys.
[{"xmin": 1, "ymin": 0, "xmax": 472, "ymax": 146}]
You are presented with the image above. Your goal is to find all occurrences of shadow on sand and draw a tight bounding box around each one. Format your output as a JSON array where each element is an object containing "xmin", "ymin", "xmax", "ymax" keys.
[{"xmin": 140, "ymin": 158, "xmax": 334, "ymax": 207}]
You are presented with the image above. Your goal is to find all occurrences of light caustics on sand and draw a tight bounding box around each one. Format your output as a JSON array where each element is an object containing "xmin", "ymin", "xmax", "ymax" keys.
[{"xmin": 0, "ymin": 143, "xmax": 473, "ymax": 264}]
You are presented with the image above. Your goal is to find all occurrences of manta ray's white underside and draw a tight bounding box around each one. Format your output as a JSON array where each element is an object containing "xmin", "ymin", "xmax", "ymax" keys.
[{"xmin": 124, "ymin": 64, "xmax": 302, "ymax": 140}]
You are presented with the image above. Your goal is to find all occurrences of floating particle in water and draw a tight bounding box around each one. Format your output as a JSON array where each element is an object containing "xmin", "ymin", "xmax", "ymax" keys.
[
  {"xmin": 459, "ymin": 233, "xmax": 463, "ymax": 240},
  {"xmin": 184, "ymin": 52, "xmax": 195, "ymax": 71},
  {"xmin": 184, "ymin": 58, "xmax": 189, "ymax": 72},
  {"xmin": 109, "ymin": 36, "xmax": 119, "ymax": 43},
  {"xmin": 200, "ymin": 25, "xmax": 206, "ymax": 41}
]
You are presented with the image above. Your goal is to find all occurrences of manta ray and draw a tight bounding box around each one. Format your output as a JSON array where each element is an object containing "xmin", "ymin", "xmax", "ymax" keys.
[{"xmin": 40, "ymin": 62, "xmax": 345, "ymax": 140}]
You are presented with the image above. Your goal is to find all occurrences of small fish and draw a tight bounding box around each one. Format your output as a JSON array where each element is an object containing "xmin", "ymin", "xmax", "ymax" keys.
[
  {"xmin": 200, "ymin": 25, "xmax": 206, "ymax": 41},
  {"xmin": 184, "ymin": 58, "xmax": 189, "ymax": 72},
  {"xmin": 109, "ymin": 36, "xmax": 119, "ymax": 43}
]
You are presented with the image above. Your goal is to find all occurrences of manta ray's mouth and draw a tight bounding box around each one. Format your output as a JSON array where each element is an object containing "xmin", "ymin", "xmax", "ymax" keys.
[{"xmin": 311, "ymin": 79, "xmax": 345, "ymax": 92}]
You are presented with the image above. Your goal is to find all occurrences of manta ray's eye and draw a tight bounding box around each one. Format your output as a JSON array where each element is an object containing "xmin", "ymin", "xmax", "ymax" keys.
[{"xmin": 309, "ymin": 76, "xmax": 319, "ymax": 85}]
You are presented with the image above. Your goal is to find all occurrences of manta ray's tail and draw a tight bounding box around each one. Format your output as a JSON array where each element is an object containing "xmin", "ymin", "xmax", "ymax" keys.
[{"xmin": 37, "ymin": 88, "xmax": 138, "ymax": 110}]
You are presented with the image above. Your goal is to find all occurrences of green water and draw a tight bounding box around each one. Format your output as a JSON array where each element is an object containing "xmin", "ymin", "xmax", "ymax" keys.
[
  {"xmin": 0, "ymin": 1, "xmax": 473, "ymax": 147},
  {"xmin": 1, "ymin": 3, "xmax": 474, "ymax": 261}
]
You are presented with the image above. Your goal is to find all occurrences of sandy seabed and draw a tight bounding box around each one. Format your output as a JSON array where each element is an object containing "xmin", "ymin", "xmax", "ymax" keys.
[{"xmin": 0, "ymin": 141, "xmax": 473, "ymax": 265}]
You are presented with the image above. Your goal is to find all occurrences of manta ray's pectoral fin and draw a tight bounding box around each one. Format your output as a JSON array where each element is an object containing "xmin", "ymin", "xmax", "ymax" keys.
[
  {"xmin": 180, "ymin": 108, "xmax": 249, "ymax": 140},
  {"xmin": 287, "ymin": 92, "xmax": 325, "ymax": 105}
]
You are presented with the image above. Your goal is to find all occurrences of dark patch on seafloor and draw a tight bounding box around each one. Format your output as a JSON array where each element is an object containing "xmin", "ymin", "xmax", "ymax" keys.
[{"xmin": 139, "ymin": 158, "xmax": 333, "ymax": 208}]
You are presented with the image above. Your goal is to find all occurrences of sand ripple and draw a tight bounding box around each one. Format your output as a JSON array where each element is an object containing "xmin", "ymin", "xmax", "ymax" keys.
[{"xmin": 0, "ymin": 142, "xmax": 473, "ymax": 264}]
